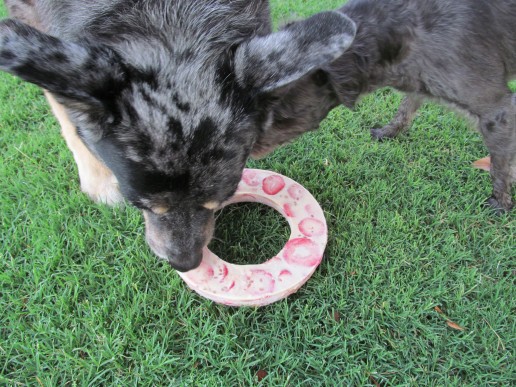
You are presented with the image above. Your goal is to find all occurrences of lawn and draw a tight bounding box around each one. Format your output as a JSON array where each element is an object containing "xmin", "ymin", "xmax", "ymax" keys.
[{"xmin": 1, "ymin": 1, "xmax": 515, "ymax": 385}]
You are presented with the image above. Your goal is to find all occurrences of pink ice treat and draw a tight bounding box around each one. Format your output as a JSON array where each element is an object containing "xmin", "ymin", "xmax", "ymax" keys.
[{"xmin": 176, "ymin": 169, "xmax": 328, "ymax": 307}]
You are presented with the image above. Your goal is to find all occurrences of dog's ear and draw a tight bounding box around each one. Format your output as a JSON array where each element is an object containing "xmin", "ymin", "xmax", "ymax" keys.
[
  {"xmin": 234, "ymin": 11, "xmax": 356, "ymax": 93},
  {"xmin": 0, "ymin": 19, "xmax": 126, "ymax": 106}
]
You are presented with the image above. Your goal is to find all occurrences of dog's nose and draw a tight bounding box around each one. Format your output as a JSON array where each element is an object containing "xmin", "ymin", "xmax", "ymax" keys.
[
  {"xmin": 168, "ymin": 250, "xmax": 203, "ymax": 272},
  {"xmin": 145, "ymin": 234, "xmax": 203, "ymax": 271}
]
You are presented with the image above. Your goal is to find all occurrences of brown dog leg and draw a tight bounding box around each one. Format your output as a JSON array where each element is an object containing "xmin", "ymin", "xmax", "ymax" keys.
[{"xmin": 45, "ymin": 92, "xmax": 124, "ymax": 206}]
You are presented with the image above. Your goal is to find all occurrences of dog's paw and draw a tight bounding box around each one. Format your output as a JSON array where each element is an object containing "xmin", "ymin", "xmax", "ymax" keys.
[
  {"xmin": 485, "ymin": 196, "xmax": 513, "ymax": 215},
  {"xmin": 370, "ymin": 127, "xmax": 386, "ymax": 141},
  {"xmin": 370, "ymin": 126, "xmax": 399, "ymax": 141}
]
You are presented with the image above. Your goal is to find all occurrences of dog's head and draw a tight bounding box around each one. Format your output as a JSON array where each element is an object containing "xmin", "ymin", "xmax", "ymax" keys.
[{"xmin": 0, "ymin": 5, "xmax": 355, "ymax": 271}]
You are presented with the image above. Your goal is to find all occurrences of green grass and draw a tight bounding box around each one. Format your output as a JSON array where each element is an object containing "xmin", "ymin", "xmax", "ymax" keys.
[{"xmin": 1, "ymin": 1, "xmax": 515, "ymax": 386}]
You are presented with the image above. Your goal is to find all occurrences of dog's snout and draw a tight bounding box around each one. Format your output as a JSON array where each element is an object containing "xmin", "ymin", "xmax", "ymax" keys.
[
  {"xmin": 169, "ymin": 250, "xmax": 203, "ymax": 272},
  {"xmin": 143, "ymin": 208, "xmax": 212, "ymax": 271},
  {"xmin": 146, "ymin": 233, "xmax": 203, "ymax": 271}
]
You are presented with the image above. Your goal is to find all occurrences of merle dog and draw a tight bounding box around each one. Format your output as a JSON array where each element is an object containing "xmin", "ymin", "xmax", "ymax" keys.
[
  {"xmin": 0, "ymin": 0, "xmax": 356, "ymax": 271},
  {"xmin": 1, "ymin": 0, "xmax": 515, "ymax": 272},
  {"xmin": 256, "ymin": 0, "xmax": 516, "ymax": 213}
]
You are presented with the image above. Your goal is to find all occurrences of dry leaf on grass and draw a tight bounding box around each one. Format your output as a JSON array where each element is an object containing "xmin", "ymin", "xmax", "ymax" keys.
[
  {"xmin": 446, "ymin": 320, "xmax": 465, "ymax": 331},
  {"xmin": 472, "ymin": 156, "xmax": 491, "ymax": 171},
  {"xmin": 257, "ymin": 369, "xmax": 267, "ymax": 381},
  {"xmin": 434, "ymin": 307, "xmax": 465, "ymax": 330},
  {"xmin": 369, "ymin": 375, "xmax": 381, "ymax": 387}
]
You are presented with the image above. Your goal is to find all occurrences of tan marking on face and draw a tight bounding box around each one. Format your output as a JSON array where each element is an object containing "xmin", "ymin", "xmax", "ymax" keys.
[
  {"xmin": 151, "ymin": 205, "xmax": 170, "ymax": 215},
  {"xmin": 202, "ymin": 201, "xmax": 220, "ymax": 210}
]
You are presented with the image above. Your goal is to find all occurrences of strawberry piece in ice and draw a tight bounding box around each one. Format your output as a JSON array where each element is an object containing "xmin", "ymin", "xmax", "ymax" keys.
[
  {"xmin": 262, "ymin": 175, "xmax": 285, "ymax": 195},
  {"xmin": 283, "ymin": 238, "xmax": 322, "ymax": 267},
  {"xmin": 299, "ymin": 218, "xmax": 326, "ymax": 237},
  {"xmin": 242, "ymin": 169, "xmax": 262, "ymax": 186},
  {"xmin": 245, "ymin": 270, "xmax": 276, "ymax": 295}
]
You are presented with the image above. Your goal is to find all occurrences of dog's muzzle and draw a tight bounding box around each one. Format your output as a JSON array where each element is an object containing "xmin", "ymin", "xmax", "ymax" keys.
[{"xmin": 143, "ymin": 209, "xmax": 213, "ymax": 272}]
